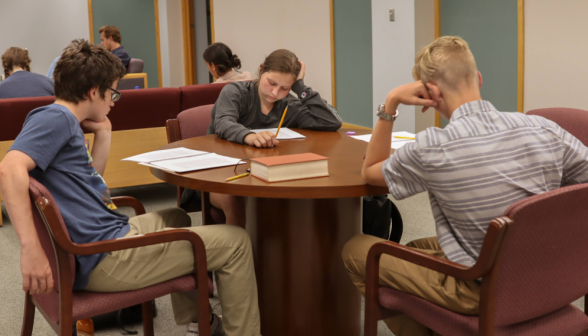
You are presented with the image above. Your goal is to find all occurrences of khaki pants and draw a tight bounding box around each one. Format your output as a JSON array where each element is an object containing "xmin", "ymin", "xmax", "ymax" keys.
[
  {"xmin": 342, "ymin": 235, "xmax": 480, "ymax": 336},
  {"xmin": 85, "ymin": 208, "xmax": 261, "ymax": 336}
]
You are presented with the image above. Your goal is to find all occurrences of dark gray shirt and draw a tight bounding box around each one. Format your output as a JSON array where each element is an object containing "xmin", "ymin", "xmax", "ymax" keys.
[
  {"xmin": 0, "ymin": 71, "xmax": 54, "ymax": 99},
  {"xmin": 111, "ymin": 46, "xmax": 131, "ymax": 68},
  {"xmin": 208, "ymin": 79, "xmax": 342, "ymax": 143}
]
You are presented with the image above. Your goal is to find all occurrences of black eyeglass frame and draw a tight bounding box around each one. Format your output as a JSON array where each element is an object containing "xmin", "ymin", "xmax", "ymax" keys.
[
  {"xmin": 107, "ymin": 87, "xmax": 122, "ymax": 102},
  {"xmin": 234, "ymin": 158, "xmax": 251, "ymax": 174}
]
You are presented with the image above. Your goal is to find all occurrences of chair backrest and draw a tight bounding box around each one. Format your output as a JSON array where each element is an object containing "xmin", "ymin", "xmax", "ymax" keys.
[
  {"xmin": 527, "ymin": 107, "xmax": 588, "ymax": 145},
  {"xmin": 491, "ymin": 183, "xmax": 588, "ymax": 326},
  {"xmin": 28, "ymin": 177, "xmax": 76, "ymax": 293},
  {"xmin": 179, "ymin": 83, "xmax": 228, "ymax": 111},
  {"xmin": 117, "ymin": 73, "xmax": 148, "ymax": 90},
  {"xmin": 127, "ymin": 58, "xmax": 144, "ymax": 73},
  {"xmin": 176, "ymin": 105, "xmax": 214, "ymax": 140},
  {"xmin": 0, "ymin": 95, "xmax": 55, "ymax": 141}
]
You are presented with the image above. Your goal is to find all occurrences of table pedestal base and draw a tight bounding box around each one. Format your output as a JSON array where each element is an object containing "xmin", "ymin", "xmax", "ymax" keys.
[{"xmin": 246, "ymin": 197, "xmax": 362, "ymax": 336}]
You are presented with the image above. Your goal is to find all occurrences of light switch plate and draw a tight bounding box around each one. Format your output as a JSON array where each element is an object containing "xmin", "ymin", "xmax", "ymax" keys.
[{"xmin": 389, "ymin": 8, "xmax": 395, "ymax": 21}]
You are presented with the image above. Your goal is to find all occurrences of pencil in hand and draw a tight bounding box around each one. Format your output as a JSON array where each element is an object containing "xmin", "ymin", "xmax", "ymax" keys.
[{"xmin": 275, "ymin": 106, "xmax": 289, "ymax": 138}]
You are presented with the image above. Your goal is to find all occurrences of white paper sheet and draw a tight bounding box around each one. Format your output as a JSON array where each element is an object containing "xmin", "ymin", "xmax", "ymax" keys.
[
  {"xmin": 147, "ymin": 153, "xmax": 244, "ymax": 173},
  {"xmin": 122, "ymin": 147, "xmax": 208, "ymax": 163},
  {"xmin": 250, "ymin": 128, "xmax": 306, "ymax": 140},
  {"xmin": 351, "ymin": 132, "xmax": 416, "ymax": 150}
]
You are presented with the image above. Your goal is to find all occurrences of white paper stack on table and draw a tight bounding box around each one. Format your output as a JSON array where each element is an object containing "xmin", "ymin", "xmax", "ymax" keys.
[
  {"xmin": 351, "ymin": 131, "xmax": 416, "ymax": 149},
  {"xmin": 250, "ymin": 127, "xmax": 306, "ymax": 140},
  {"xmin": 123, "ymin": 147, "xmax": 244, "ymax": 173}
]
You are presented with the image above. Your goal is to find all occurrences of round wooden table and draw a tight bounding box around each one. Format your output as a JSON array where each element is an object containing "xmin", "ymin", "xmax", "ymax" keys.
[{"xmin": 150, "ymin": 129, "xmax": 389, "ymax": 336}]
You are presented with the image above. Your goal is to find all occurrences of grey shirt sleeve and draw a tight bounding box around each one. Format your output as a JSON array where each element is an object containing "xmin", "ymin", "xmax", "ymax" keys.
[
  {"xmin": 288, "ymin": 79, "xmax": 342, "ymax": 131},
  {"xmin": 212, "ymin": 84, "xmax": 255, "ymax": 144}
]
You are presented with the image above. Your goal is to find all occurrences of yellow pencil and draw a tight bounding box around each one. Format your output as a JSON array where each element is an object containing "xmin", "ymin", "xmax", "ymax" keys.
[
  {"xmin": 226, "ymin": 172, "xmax": 250, "ymax": 182},
  {"xmin": 275, "ymin": 106, "xmax": 289, "ymax": 137},
  {"xmin": 394, "ymin": 136, "xmax": 415, "ymax": 140}
]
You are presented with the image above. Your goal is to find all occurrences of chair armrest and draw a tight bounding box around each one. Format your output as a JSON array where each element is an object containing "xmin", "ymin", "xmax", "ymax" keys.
[
  {"xmin": 366, "ymin": 217, "xmax": 511, "ymax": 282},
  {"xmin": 63, "ymin": 228, "xmax": 205, "ymax": 256},
  {"xmin": 363, "ymin": 217, "xmax": 511, "ymax": 329},
  {"xmin": 112, "ymin": 196, "xmax": 146, "ymax": 216}
]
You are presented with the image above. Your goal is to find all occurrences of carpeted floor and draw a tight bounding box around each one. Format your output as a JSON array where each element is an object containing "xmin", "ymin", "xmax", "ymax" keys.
[{"xmin": 0, "ymin": 183, "xmax": 583, "ymax": 335}]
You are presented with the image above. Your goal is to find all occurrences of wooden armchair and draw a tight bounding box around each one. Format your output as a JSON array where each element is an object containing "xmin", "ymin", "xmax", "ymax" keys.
[
  {"xmin": 365, "ymin": 183, "xmax": 588, "ymax": 336},
  {"xmin": 23, "ymin": 177, "xmax": 213, "ymax": 336}
]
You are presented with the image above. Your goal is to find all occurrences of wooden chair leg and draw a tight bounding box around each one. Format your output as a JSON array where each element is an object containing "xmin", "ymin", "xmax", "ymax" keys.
[
  {"xmin": 202, "ymin": 192, "xmax": 214, "ymax": 225},
  {"xmin": 197, "ymin": 284, "xmax": 212, "ymax": 336},
  {"xmin": 142, "ymin": 301, "xmax": 154, "ymax": 336},
  {"xmin": 20, "ymin": 293, "xmax": 35, "ymax": 336},
  {"xmin": 59, "ymin": 316, "xmax": 73, "ymax": 336},
  {"xmin": 177, "ymin": 187, "xmax": 184, "ymax": 208}
]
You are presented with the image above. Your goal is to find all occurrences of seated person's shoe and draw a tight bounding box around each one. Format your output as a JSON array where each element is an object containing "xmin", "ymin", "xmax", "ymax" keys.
[{"xmin": 187, "ymin": 313, "xmax": 223, "ymax": 335}]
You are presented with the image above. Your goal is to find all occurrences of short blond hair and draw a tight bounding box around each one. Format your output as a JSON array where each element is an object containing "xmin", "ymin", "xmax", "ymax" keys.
[{"xmin": 413, "ymin": 36, "xmax": 478, "ymax": 90}]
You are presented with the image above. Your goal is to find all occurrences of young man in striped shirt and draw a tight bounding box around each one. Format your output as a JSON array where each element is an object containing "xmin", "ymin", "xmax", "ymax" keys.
[{"xmin": 342, "ymin": 36, "xmax": 588, "ymax": 335}]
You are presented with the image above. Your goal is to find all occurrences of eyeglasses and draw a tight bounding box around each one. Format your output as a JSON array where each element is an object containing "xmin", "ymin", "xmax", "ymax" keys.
[
  {"xmin": 234, "ymin": 158, "xmax": 251, "ymax": 174},
  {"xmin": 107, "ymin": 87, "xmax": 122, "ymax": 102}
]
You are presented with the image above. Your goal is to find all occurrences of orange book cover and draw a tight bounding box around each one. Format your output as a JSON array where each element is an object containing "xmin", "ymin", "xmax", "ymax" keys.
[{"xmin": 251, "ymin": 153, "xmax": 327, "ymax": 167}]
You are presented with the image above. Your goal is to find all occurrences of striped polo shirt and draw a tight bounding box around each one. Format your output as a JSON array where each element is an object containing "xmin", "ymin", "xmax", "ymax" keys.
[{"xmin": 382, "ymin": 100, "xmax": 588, "ymax": 266}]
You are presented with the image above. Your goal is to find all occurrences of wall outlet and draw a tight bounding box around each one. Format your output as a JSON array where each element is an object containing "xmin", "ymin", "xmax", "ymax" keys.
[{"xmin": 389, "ymin": 8, "xmax": 395, "ymax": 21}]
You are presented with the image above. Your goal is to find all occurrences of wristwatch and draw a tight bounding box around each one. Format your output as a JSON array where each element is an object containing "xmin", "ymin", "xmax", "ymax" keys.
[{"xmin": 376, "ymin": 104, "xmax": 398, "ymax": 121}]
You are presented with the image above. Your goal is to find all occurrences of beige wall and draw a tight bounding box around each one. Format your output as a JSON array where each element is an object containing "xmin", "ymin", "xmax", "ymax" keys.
[
  {"xmin": 524, "ymin": 1, "xmax": 588, "ymax": 112},
  {"xmin": 166, "ymin": 0, "xmax": 186, "ymax": 88},
  {"xmin": 212, "ymin": 0, "xmax": 333, "ymax": 104},
  {"xmin": 414, "ymin": 0, "xmax": 436, "ymax": 132},
  {"xmin": 0, "ymin": 0, "xmax": 89, "ymax": 77}
]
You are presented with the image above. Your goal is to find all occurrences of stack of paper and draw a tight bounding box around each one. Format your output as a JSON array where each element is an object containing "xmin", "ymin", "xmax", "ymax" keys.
[
  {"xmin": 250, "ymin": 128, "xmax": 306, "ymax": 140},
  {"xmin": 123, "ymin": 147, "xmax": 244, "ymax": 173},
  {"xmin": 351, "ymin": 131, "xmax": 416, "ymax": 149}
]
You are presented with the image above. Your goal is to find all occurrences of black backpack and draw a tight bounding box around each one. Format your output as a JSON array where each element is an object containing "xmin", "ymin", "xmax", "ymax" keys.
[{"xmin": 362, "ymin": 195, "xmax": 403, "ymax": 243}]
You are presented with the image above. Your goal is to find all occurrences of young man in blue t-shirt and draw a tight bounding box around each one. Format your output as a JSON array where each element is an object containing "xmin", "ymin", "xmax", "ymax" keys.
[{"xmin": 0, "ymin": 40, "xmax": 260, "ymax": 336}]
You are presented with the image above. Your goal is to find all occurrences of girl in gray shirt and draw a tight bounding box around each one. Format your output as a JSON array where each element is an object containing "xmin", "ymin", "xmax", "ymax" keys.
[
  {"xmin": 190, "ymin": 49, "xmax": 342, "ymax": 226},
  {"xmin": 207, "ymin": 49, "xmax": 342, "ymax": 147}
]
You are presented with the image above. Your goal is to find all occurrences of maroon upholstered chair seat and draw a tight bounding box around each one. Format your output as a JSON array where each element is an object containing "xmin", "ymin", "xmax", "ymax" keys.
[
  {"xmin": 527, "ymin": 107, "xmax": 588, "ymax": 145},
  {"xmin": 365, "ymin": 183, "xmax": 588, "ymax": 336},
  {"xmin": 34, "ymin": 275, "xmax": 212, "ymax": 324},
  {"xmin": 378, "ymin": 288, "xmax": 588, "ymax": 336}
]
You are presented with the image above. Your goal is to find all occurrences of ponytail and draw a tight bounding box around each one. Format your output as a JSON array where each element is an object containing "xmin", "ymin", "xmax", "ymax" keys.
[{"xmin": 203, "ymin": 42, "xmax": 240, "ymax": 76}]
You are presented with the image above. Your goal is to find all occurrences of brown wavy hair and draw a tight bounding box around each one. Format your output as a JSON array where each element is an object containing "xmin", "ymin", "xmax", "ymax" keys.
[
  {"xmin": 53, "ymin": 39, "xmax": 126, "ymax": 103},
  {"xmin": 254, "ymin": 49, "xmax": 301, "ymax": 86},
  {"xmin": 2, "ymin": 47, "xmax": 31, "ymax": 78},
  {"xmin": 99, "ymin": 25, "xmax": 122, "ymax": 43}
]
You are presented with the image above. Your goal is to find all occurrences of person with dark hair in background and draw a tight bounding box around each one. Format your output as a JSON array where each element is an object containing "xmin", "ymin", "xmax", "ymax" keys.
[
  {"xmin": 99, "ymin": 25, "xmax": 131, "ymax": 68},
  {"xmin": 203, "ymin": 42, "xmax": 252, "ymax": 83},
  {"xmin": 0, "ymin": 47, "xmax": 54, "ymax": 99}
]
